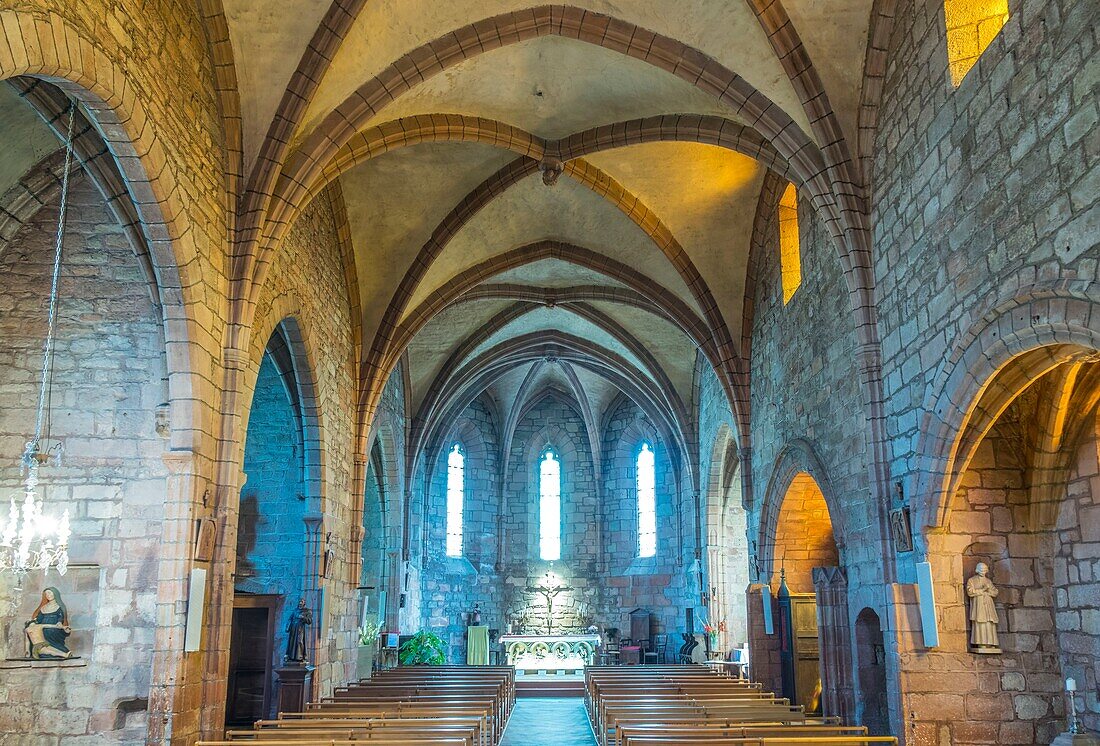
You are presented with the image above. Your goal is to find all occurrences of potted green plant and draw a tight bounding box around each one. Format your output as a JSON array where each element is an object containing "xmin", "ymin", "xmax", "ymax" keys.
[
  {"xmin": 398, "ymin": 629, "xmax": 446, "ymax": 665},
  {"xmin": 356, "ymin": 619, "xmax": 382, "ymax": 679}
]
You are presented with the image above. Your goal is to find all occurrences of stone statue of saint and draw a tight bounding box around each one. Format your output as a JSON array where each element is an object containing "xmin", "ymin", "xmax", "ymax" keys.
[
  {"xmin": 24, "ymin": 587, "xmax": 73, "ymax": 660},
  {"xmin": 284, "ymin": 598, "xmax": 312, "ymax": 663},
  {"xmin": 966, "ymin": 563, "xmax": 1001, "ymax": 653}
]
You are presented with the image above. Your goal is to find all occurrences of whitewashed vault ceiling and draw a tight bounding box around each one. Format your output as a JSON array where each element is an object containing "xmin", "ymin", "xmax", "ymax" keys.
[
  {"xmin": 215, "ymin": 0, "xmax": 878, "ymax": 467},
  {"xmin": 0, "ymin": 1, "xmax": 879, "ymax": 472}
]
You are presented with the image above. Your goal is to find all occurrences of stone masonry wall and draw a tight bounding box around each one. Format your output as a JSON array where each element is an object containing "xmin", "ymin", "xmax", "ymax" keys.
[
  {"xmin": 871, "ymin": 0, "xmax": 1099, "ymax": 740},
  {"xmin": 500, "ymin": 395, "xmax": 600, "ymax": 636},
  {"xmin": 1059, "ymin": 413, "xmax": 1100, "ymax": 732},
  {"xmin": 598, "ymin": 396, "xmax": 692, "ymax": 640},
  {"xmin": 0, "ymin": 175, "xmax": 168, "ymax": 743},
  {"xmin": 421, "ymin": 396, "xmax": 503, "ymax": 663}
]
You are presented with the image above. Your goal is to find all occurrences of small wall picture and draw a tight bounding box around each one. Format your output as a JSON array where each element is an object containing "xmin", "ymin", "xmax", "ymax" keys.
[
  {"xmin": 890, "ymin": 507, "xmax": 913, "ymax": 553},
  {"xmin": 194, "ymin": 518, "xmax": 217, "ymax": 562}
]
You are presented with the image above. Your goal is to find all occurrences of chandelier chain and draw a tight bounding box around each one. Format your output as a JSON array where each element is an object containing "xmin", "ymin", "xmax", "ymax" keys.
[{"xmin": 33, "ymin": 103, "xmax": 76, "ymax": 446}]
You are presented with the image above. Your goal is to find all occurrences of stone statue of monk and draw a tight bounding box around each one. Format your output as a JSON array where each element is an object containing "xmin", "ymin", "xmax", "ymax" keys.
[
  {"xmin": 285, "ymin": 598, "xmax": 312, "ymax": 663},
  {"xmin": 966, "ymin": 562, "xmax": 1001, "ymax": 653}
]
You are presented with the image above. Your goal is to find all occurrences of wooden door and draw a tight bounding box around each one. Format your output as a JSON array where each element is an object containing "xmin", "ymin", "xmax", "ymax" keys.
[
  {"xmin": 778, "ymin": 591, "xmax": 821, "ymax": 714},
  {"xmin": 226, "ymin": 595, "xmax": 279, "ymax": 726}
]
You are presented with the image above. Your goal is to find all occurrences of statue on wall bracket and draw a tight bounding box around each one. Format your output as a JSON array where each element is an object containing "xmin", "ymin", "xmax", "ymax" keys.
[
  {"xmin": 24, "ymin": 587, "xmax": 73, "ymax": 660},
  {"xmin": 966, "ymin": 563, "xmax": 1001, "ymax": 654}
]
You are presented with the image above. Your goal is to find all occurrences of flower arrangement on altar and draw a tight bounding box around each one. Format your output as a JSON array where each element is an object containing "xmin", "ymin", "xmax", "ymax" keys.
[{"xmin": 703, "ymin": 620, "xmax": 726, "ymax": 646}]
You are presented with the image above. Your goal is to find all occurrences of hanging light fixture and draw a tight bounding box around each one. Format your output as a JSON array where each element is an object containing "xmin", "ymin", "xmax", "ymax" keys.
[{"xmin": 0, "ymin": 102, "xmax": 77, "ymax": 588}]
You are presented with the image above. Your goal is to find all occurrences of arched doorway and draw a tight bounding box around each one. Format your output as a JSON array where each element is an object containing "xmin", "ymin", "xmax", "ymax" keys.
[
  {"xmin": 854, "ymin": 608, "xmax": 889, "ymax": 735},
  {"xmin": 228, "ymin": 322, "xmax": 316, "ymax": 725},
  {"xmin": 751, "ymin": 450, "xmax": 851, "ymax": 723},
  {"xmin": 704, "ymin": 426, "xmax": 749, "ymax": 655}
]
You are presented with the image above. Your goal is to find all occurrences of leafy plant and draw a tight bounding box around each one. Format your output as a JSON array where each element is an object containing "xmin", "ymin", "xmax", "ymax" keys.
[
  {"xmin": 358, "ymin": 618, "xmax": 382, "ymax": 647},
  {"xmin": 398, "ymin": 629, "xmax": 446, "ymax": 665}
]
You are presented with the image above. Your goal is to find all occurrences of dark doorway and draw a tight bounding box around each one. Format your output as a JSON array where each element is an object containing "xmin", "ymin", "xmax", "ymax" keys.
[
  {"xmin": 855, "ymin": 607, "xmax": 890, "ymax": 735},
  {"xmin": 226, "ymin": 595, "xmax": 279, "ymax": 727}
]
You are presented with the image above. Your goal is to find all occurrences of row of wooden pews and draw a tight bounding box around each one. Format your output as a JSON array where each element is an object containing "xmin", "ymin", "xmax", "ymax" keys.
[
  {"xmin": 197, "ymin": 665, "xmax": 515, "ymax": 746},
  {"xmin": 584, "ymin": 665, "xmax": 897, "ymax": 746}
]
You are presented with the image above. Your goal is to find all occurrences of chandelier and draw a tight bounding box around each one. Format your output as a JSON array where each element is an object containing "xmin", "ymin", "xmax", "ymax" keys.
[{"xmin": 0, "ymin": 102, "xmax": 77, "ymax": 588}]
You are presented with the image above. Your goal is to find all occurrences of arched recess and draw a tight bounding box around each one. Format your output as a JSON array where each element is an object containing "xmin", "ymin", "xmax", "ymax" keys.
[
  {"xmin": 418, "ymin": 408, "xmax": 501, "ymax": 663},
  {"xmin": 749, "ymin": 442, "xmax": 849, "ymax": 722},
  {"xmin": 0, "ymin": 160, "xmax": 172, "ymax": 742},
  {"xmin": 502, "ymin": 404, "xmax": 594, "ymax": 632},
  {"xmin": 703, "ymin": 424, "xmax": 749, "ymax": 653},
  {"xmin": 229, "ymin": 317, "xmax": 324, "ymax": 724},
  {"xmin": 599, "ymin": 396, "xmax": 692, "ymax": 638},
  {"xmin": 912, "ymin": 283, "xmax": 1100, "ymax": 537},
  {"xmin": 757, "ymin": 441, "xmax": 844, "ymax": 587},
  {"xmin": 0, "ymin": 22, "xmax": 203, "ymax": 738},
  {"xmin": 854, "ymin": 608, "xmax": 890, "ymax": 736},
  {"xmin": 366, "ymin": 419, "xmax": 404, "ymax": 632},
  {"xmin": 357, "ymin": 439, "xmax": 387, "ymax": 634},
  {"xmin": 909, "ymin": 293, "xmax": 1100, "ymax": 737}
]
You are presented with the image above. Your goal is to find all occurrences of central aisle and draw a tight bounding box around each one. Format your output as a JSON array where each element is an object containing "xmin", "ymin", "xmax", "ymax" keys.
[{"xmin": 500, "ymin": 697, "xmax": 597, "ymax": 746}]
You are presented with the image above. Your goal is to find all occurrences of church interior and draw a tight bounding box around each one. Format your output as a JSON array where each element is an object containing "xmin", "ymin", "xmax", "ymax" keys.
[{"xmin": 0, "ymin": 1, "xmax": 1096, "ymax": 744}]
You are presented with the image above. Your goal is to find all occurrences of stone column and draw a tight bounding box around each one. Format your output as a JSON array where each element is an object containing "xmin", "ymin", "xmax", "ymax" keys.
[
  {"xmin": 147, "ymin": 450, "xmax": 205, "ymax": 746},
  {"xmin": 813, "ymin": 566, "xmax": 854, "ymax": 725},
  {"xmin": 302, "ymin": 515, "xmax": 324, "ymax": 661}
]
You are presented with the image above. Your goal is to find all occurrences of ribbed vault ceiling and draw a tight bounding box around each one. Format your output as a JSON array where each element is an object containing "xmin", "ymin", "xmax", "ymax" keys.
[{"xmin": 1, "ymin": 1, "xmax": 881, "ymax": 484}]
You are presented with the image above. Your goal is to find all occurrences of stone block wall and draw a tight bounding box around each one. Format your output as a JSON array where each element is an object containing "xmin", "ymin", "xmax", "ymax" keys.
[
  {"xmin": 748, "ymin": 189, "xmax": 866, "ymax": 580},
  {"xmin": 598, "ymin": 396, "xmax": 689, "ymax": 638},
  {"xmin": 415, "ymin": 391, "xmax": 705, "ymax": 661},
  {"xmin": 1059, "ymin": 414, "xmax": 1100, "ymax": 731},
  {"xmin": 421, "ymin": 396, "xmax": 503, "ymax": 662},
  {"xmin": 0, "ymin": 175, "xmax": 168, "ymax": 743},
  {"xmin": 874, "ymin": 0, "xmax": 1098, "ymax": 500},
  {"xmin": 870, "ymin": 0, "xmax": 1099, "ymax": 740}
]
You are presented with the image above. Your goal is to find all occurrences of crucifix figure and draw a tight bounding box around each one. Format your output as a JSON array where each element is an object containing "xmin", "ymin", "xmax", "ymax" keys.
[{"xmin": 525, "ymin": 571, "xmax": 573, "ymax": 635}]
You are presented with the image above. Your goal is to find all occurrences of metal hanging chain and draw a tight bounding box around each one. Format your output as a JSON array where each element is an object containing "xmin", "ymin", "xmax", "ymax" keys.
[{"xmin": 32, "ymin": 102, "xmax": 76, "ymax": 447}]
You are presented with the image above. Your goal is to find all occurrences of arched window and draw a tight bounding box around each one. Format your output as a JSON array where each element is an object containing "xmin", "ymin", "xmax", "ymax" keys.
[
  {"xmin": 445, "ymin": 443, "xmax": 464, "ymax": 557},
  {"xmin": 637, "ymin": 443, "xmax": 657, "ymax": 558},
  {"xmin": 539, "ymin": 449, "xmax": 561, "ymax": 561},
  {"xmin": 945, "ymin": 0, "xmax": 1008, "ymax": 86},
  {"xmin": 778, "ymin": 182, "xmax": 801, "ymax": 304}
]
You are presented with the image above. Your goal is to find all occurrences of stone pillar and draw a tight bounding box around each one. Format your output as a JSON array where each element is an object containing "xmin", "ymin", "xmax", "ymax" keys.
[
  {"xmin": 302, "ymin": 515, "xmax": 324, "ymax": 658},
  {"xmin": 147, "ymin": 450, "xmax": 206, "ymax": 746},
  {"xmin": 813, "ymin": 566, "xmax": 854, "ymax": 725}
]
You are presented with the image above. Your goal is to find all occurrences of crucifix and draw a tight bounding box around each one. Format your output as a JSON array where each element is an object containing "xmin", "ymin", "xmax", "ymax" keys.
[{"xmin": 525, "ymin": 571, "xmax": 573, "ymax": 635}]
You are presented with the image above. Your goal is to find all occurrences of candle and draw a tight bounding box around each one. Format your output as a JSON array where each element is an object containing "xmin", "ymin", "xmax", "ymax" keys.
[{"xmin": 1066, "ymin": 678, "xmax": 1077, "ymax": 692}]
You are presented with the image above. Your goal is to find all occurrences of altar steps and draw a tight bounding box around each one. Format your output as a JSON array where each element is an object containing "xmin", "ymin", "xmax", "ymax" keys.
[{"xmin": 516, "ymin": 678, "xmax": 584, "ymax": 698}]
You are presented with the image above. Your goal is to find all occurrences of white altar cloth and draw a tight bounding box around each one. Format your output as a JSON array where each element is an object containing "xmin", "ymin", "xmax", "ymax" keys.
[{"xmin": 499, "ymin": 634, "xmax": 600, "ymax": 671}]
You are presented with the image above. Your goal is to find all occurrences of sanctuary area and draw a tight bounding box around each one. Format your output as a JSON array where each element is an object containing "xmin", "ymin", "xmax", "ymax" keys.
[{"xmin": 0, "ymin": 1, "xmax": 1096, "ymax": 745}]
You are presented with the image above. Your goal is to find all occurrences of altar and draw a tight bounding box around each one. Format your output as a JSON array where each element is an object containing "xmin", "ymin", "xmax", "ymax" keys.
[{"xmin": 499, "ymin": 634, "xmax": 600, "ymax": 672}]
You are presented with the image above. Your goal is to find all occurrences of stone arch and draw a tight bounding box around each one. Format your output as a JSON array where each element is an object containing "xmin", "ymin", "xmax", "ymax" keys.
[
  {"xmin": 912, "ymin": 282, "xmax": 1100, "ymax": 538},
  {"xmin": 0, "ymin": 12, "xmax": 203, "ymax": 449},
  {"xmin": 703, "ymin": 423, "xmax": 749, "ymax": 650},
  {"xmin": 367, "ymin": 417, "xmax": 404, "ymax": 631},
  {"xmin": 512, "ymin": 405, "xmax": 589, "ymax": 564},
  {"xmin": 243, "ymin": 311, "xmax": 326, "ymax": 514},
  {"xmin": 756, "ymin": 439, "xmax": 844, "ymax": 588}
]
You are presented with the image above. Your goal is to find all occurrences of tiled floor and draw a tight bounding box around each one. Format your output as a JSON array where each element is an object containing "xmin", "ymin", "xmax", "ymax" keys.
[{"xmin": 500, "ymin": 697, "xmax": 596, "ymax": 745}]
